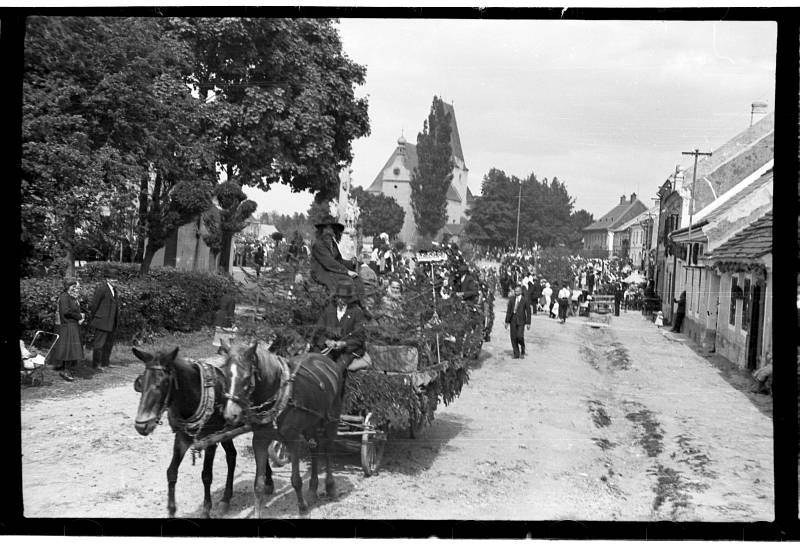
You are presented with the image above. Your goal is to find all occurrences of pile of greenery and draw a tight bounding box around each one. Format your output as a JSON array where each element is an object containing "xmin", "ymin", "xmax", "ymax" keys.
[
  {"xmin": 20, "ymin": 262, "xmax": 236, "ymax": 343},
  {"xmin": 238, "ymin": 263, "xmax": 481, "ymax": 432}
]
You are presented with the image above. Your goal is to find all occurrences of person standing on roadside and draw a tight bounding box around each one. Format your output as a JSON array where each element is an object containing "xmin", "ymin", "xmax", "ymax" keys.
[
  {"xmin": 557, "ymin": 282, "xmax": 571, "ymax": 324},
  {"xmin": 505, "ymin": 284, "xmax": 531, "ymax": 359},
  {"xmin": 89, "ymin": 269, "xmax": 120, "ymax": 369},
  {"xmin": 50, "ymin": 278, "xmax": 85, "ymax": 381},
  {"xmin": 253, "ymin": 243, "xmax": 265, "ymax": 279},
  {"xmin": 671, "ymin": 291, "xmax": 687, "ymax": 333}
]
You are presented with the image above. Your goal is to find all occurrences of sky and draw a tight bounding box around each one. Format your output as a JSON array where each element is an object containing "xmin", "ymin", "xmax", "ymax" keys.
[{"xmin": 245, "ymin": 18, "xmax": 776, "ymax": 220}]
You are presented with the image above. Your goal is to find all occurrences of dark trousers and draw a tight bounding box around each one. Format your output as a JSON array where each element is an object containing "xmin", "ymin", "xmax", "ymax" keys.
[
  {"xmin": 614, "ymin": 299, "xmax": 621, "ymax": 316},
  {"xmin": 92, "ymin": 329, "xmax": 115, "ymax": 367},
  {"xmin": 672, "ymin": 312, "xmax": 685, "ymax": 333},
  {"xmin": 509, "ymin": 322, "xmax": 525, "ymax": 357}
]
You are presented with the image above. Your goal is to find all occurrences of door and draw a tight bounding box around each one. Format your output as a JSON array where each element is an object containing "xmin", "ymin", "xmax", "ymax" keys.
[{"xmin": 746, "ymin": 281, "xmax": 763, "ymax": 370}]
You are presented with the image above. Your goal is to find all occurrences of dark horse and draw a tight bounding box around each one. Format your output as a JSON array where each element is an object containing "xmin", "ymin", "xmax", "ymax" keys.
[
  {"xmin": 220, "ymin": 338, "xmax": 348, "ymax": 516},
  {"xmin": 132, "ymin": 346, "xmax": 237, "ymax": 518}
]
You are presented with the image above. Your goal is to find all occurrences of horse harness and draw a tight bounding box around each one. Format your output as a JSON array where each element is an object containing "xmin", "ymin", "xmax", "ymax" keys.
[
  {"xmin": 168, "ymin": 359, "xmax": 221, "ymax": 440},
  {"xmin": 134, "ymin": 359, "xmax": 220, "ymax": 440},
  {"xmin": 245, "ymin": 354, "xmax": 342, "ymax": 428}
]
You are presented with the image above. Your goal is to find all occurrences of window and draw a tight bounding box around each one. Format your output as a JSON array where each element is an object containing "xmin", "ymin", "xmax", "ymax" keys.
[
  {"xmin": 729, "ymin": 276, "xmax": 738, "ymax": 326},
  {"xmin": 742, "ymin": 278, "xmax": 751, "ymax": 330}
]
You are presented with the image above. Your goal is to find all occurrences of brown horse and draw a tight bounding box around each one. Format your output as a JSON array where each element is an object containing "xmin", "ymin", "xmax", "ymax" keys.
[
  {"xmin": 220, "ymin": 338, "xmax": 348, "ymax": 516},
  {"xmin": 132, "ymin": 346, "xmax": 238, "ymax": 518}
]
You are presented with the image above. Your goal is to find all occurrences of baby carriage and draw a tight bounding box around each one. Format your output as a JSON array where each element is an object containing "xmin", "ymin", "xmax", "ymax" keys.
[{"xmin": 20, "ymin": 331, "xmax": 59, "ymax": 386}]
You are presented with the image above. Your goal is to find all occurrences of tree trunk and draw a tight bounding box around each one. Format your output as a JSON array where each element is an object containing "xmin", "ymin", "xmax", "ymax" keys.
[
  {"xmin": 134, "ymin": 171, "xmax": 150, "ymax": 263},
  {"xmin": 139, "ymin": 243, "xmax": 157, "ymax": 277},
  {"xmin": 218, "ymin": 231, "xmax": 233, "ymax": 275},
  {"xmin": 192, "ymin": 215, "xmax": 202, "ymax": 271}
]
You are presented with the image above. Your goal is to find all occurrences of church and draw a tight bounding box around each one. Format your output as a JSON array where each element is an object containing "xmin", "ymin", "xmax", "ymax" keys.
[{"xmin": 365, "ymin": 102, "xmax": 474, "ymax": 246}]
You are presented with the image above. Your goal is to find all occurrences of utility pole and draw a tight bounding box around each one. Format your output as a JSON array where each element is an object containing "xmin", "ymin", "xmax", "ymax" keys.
[
  {"xmin": 681, "ymin": 149, "xmax": 712, "ymax": 262},
  {"xmin": 514, "ymin": 178, "xmax": 522, "ymax": 252}
]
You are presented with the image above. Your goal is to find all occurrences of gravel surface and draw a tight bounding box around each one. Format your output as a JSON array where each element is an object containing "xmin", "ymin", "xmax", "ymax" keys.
[{"xmin": 21, "ymin": 301, "xmax": 773, "ymax": 520}]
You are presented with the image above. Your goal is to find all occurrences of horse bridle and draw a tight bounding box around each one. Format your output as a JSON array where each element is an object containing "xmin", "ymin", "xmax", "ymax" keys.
[
  {"xmin": 223, "ymin": 357, "xmax": 261, "ymax": 413},
  {"xmin": 133, "ymin": 365, "xmax": 174, "ymax": 427}
]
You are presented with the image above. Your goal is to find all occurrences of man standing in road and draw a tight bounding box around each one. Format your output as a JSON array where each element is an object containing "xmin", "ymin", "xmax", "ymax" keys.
[
  {"xmin": 89, "ymin": 269, "xmax": 120, "ymax": 369},
  {"xmin": 505, "ymin": 284, "xmax": 531, "ymax": 359}
]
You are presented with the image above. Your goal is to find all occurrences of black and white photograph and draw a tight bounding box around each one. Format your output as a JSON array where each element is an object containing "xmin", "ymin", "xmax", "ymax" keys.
[{"xmin": 15, "ymin": 10, "xmax": 785, "ymax": 529}]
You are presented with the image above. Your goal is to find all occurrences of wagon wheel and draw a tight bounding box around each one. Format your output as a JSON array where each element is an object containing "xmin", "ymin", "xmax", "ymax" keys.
[
  {"xmin": 361, "ymin": 412, "xmax": 386, "ymax": 477},
  {"xmin": 268, "ymin": 440, "xmax": 290, "ymax": 468}
]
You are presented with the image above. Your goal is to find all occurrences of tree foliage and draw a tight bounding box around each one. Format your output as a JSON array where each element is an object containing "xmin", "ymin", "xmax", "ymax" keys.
[
  {"xmin": 410, "ymin": 96, "xmax": 454, "ymax": 239},
  {"xmin": 171, "ymin": 18, "xmax": 370, "ymax": 198},
  {"xmin": 350, "ymin": 186, "xmax": 405, "ymax": 239},
  {"xmin": 466, "ymin": 168, "xmax": 592, "ymax": 250}
]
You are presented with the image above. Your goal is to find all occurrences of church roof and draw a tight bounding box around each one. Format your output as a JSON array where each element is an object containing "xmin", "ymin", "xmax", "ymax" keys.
[{"xmin": 367, "ymin": 101, "xmax": 465, "ymax": 193}]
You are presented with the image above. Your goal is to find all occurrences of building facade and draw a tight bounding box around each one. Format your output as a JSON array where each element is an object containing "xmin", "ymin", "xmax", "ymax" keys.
[
  {"xmin": 366, "ymin": 102, "xmax": 474, "ymax": 246},
  {"xmin": 582, "ymin": 193, "xmax": 648, "ymax": 257}
]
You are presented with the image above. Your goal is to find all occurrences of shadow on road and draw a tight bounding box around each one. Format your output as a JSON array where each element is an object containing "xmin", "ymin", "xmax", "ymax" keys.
[
  {"xmin": 683, "ymin": 340, "xmax": 772, "ymax": 419},
  {"xmin": 374, "ymin": 412, "xmax": 470, "ymax": 476}
]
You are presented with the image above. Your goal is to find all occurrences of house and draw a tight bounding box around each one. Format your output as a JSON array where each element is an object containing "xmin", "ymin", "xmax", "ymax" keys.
[
  {"xmin": 609, "ymin": 205, "xmax": 660, "ymax": 270},
  {"xmin": 668, "ymin": 163, "xmax": 772, "ymax": 368},
  {"xmin": 582, "ymin": 193, "xmax": 648, "ymax": 257},
  {"xmin": 366, "ymin": 102, "xmax": 475, "ymax": 246},
  {"xmin": 653, "ymin": 113, "xmax": 774, "ymax": 323}
]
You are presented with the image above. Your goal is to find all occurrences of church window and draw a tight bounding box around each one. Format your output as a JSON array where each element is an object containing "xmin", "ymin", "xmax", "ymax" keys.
[{"xmin": 393, "ymin": 167, "xmax": 400, "ymax": 176}]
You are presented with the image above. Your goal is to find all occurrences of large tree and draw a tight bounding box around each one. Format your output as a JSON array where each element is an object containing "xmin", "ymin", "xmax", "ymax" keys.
[
  {"xmin": 21, "ymin": 17, "xmax": 217, "ymax": 277},
  {"xmin": 410, "ymin": 96, "xmax": 454, "ymax": 240},
  {"xmin": 466, "ymin": 169, "xmax": 586, "ymax": 249},
  {"xmin": 171, "ymin": 18, "xmax": 370, "ymax": 268},
  {"xmin": 350, "ymin": 186, "xmax": 405, "ymax": 239}
]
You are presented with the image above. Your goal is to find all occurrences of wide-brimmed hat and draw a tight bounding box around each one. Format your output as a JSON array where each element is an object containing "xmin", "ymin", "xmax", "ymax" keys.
[
  {"xmin": 315, "ymin": 214, "xmax": 345, "ymax": 232},
  {"xmin": 332, "ymin": 281, "xmax": 357, "ymax": 301}
]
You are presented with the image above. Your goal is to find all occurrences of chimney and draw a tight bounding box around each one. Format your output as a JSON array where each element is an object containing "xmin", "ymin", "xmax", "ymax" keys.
[
  {"xmin": 630, "ymin": 192, "xmax": 637, "ymax": 202},
  {"xmin": 619, "ymin": 195, "xmax": 626, "ymax": 204}
]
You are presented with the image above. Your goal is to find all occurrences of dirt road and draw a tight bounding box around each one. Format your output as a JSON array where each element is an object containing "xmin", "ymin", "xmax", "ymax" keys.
[{"xmin": 21, "ymin": 300, "xmax": 773, "ymax": 520}]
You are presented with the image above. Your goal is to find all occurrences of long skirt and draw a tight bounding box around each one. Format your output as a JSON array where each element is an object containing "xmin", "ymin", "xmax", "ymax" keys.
[{"xmin": 50, "ymin": 321, "xmax": 83, "ymax": 364}]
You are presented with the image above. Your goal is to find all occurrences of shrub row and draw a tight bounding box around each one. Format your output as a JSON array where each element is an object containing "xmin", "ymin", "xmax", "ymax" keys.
[{"xmin": 20, "ymin": 262, "xmax": 237, "ymax": 343}]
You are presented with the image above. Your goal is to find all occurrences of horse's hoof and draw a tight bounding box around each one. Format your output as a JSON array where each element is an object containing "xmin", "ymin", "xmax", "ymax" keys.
[
  {"xmin": 326, "ymin": 484, "xmax": 337, "ymax": 499},
  {"xmin": 265, "ymin": 483, "xmax": 275, "ymax": 496},
  {"xmin": 298, "ymin": 503, "xmax": 309, "ymax": 515},
  {"xmin": 219, "ymin": 501, "xmax": 230, "ymax": 515}
]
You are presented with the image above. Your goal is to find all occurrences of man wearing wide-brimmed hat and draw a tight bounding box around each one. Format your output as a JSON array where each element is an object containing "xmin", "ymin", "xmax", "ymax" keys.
[
  {"xmin": 311, "ymin": 281, "xmax": 366, "ymax": 367},
  {"xmin": 310, "ymin": 213, "xmax": 359, "ymax": 292}
]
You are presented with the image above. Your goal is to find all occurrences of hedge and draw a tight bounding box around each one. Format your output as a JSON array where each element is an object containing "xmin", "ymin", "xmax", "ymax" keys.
[{"xmin": 20, "ymin": 262, "xmax": 237, "ymax": 343}]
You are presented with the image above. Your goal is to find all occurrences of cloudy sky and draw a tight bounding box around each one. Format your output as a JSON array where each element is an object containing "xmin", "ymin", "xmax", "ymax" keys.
[{"xmin": 246, "ymin": 18, "xmax": 776, "ymax": 219}]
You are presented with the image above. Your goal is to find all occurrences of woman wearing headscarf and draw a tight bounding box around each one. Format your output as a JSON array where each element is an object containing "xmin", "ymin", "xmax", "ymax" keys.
[{"xmin": 50, "ymin": 278, "xmax": 85, "ymax": 381}]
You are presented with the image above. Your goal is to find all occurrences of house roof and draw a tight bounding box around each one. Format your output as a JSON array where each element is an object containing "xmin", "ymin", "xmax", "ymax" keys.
[
  {"xmin": 466, "ymin": 186, "xmax": 475, "ymax": 203},
  {"xmin": 444, "ymin": 223, "xmax": 465, "ymax": 235},
  {"xmin": 670, "ymin": 168, "xmax": 773, "ymax": 243},
  {"xmin": 706, "ymin": 212, "xmax": 772, "ymax": 262},
  {"xmin": 446, "ymin": 183, "xmax": 462, "ymax": 202},
  {"xmin": 611, "ymin": 205, "xmax": 659, "ymax": 232},
  {"xmin": 584, "ymin": 198, "xmax": 648, "ymax": 231}
]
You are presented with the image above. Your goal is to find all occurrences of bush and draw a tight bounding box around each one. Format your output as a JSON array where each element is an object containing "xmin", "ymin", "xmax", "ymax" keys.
[{"xmin": 20, "ymin": 263, "xmax": 237, "ymax": 343}]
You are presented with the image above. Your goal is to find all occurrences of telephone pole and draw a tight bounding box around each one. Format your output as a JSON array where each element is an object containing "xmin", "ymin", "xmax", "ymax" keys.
[
  {"xmin": 514, "ymin": 178, "xmax": 523, "ymax": 252},
  {"xmin": 681, "ymin": 149, "xmax": 712, "ymax": 260}
]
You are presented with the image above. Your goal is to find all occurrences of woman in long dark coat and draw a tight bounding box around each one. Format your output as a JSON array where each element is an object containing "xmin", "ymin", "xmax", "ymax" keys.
[{"xmin": 50, "ymin": 278, "xmax": 85, "ymax": 381}]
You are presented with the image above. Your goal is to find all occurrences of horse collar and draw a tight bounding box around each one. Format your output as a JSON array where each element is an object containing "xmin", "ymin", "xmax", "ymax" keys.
[{"xmin": 169, "ymin": 359, "xmax": 217, "ymax": 436}]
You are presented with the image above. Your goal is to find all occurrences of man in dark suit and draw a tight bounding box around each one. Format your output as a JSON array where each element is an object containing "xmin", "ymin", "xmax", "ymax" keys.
[
  {"xmin": 456, "ymin": 264, "xmax": 480, "ymax": 304},
  {"xmin": 89, "ymin": 269, "xmax": 120, "ymax": 369},
  {"xmin": 312, "ymin": 281, "xmax": 366, "ymax": 367},
  {"xmin": 505, "ymin": 284, "xmax": 531, "ymax": 359},
  {"xmin": 527, "ymin": 275, "xmax": 542, "ymax": 315}
]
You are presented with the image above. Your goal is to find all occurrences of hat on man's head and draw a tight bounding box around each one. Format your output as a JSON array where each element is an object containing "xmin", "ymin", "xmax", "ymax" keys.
[
  {"xmin": 332, "ymin": 281, "xmax": 357, "ymax": 302},
  {"xmin": 315, "ymin": 214, "xmax": 345, "ymax": 232}
]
